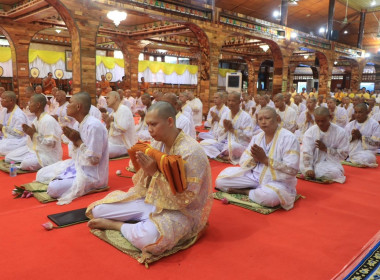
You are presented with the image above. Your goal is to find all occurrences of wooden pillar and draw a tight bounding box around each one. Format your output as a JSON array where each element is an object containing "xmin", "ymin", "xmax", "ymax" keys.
[
  {"xmin": 375, "ymin": 65, "xmax": 380, "ymax": 92},
  {"xmin": 357, "ymin": 10, "xmax": 366, "ymax": 49},
  {"xmin": 126, "ymin": 45, "xmax": 143, "ymax": 93},
  {"xmin": 326, "ymin": 0, "xmax": 335, "ymax": 40},
  {"xmin": 288, "ymin": 64, "xmax": 297, "ymax": 91},
  {"xmin": 272, "ymin": 47, "xmax": 291, "ymax": 95},
  {"xmin": 0, "ymin": 20, "xmax": 46, "ymax": 105},
  {"xmin": 316, "ymin": 52, "xmax": 333, "ymax": 96},
  {"xmin": 350, "ymin": 60, "xmax": 366, "ymax": 92},
  {"xmin": 280, "ymin": 0, "xmax": 288, "ymax": 26}
]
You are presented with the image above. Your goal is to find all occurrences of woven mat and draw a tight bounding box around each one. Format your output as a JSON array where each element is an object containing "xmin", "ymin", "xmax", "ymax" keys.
[
  {"xmin": 341, "ymin": 161, "xmax": 367, "ymax": 168},
  {"xmin": 22, "ymin": 181, "xmax": 110, "ymax": 204},
  {"xmin": 91, "ymin": 228, "xmax": 200, "ymax": 267},
  {"xmin": 125, "ymin": 166, "xmax": 136, "ymax": 173},
  {"xmin": 109, "ymin": 155, "xmax": 130, "ymax": 161},
  {"xmin": 211, "ymin": 157, "xmax": 230, "ymax": 164},
  {"xmin": 0, "ymin": 159, "xmax": 35, "ymax": 174},
  {"xmin": 213, "ymin": 191, "xmax": 303, "ymax": 215},
  {"xmin": 296, "ymin": 173, "xmax": 334, "ymax": 184}
]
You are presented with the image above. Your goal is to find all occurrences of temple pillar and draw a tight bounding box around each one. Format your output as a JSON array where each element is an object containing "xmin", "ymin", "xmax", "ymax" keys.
[
  {"xmin": 316, "ymin": 52, "xmax": 334, "ymax": 96},
  {"xmin": 350, "ymin": 59, "xmax": 366, "ymax": 92}
]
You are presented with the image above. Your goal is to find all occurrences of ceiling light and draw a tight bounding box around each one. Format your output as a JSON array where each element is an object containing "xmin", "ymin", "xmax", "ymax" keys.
[
  {"xmin": 291, "ymin": 32, "xmax": 298, "ymax": 39},
  {"xmin": 344, "ymin": 30, "xmax": 348, "ymax": 34},
  {"xmin": 319, "ymin": 27, "xmax": 325, "ymax": 34},
  {"xmin": 365, "ymin": 53, "xmax": 371, "ymax": 58},
  {"xmin": 304, "ymin": 55, "xmax": 309, "ymax": 59},
  {"xmin": 273, "ymin": 11, "xmax": 280, "ymax": 18},
  {"xmin": 260, "ymin": 45, "xmax": 270, "ymax": 52},
  {"xmin": 55, "ymin": 29, "xmax": 61, "ymax": 34},
  {"xmin": 371, "ymin": 0, "xmax": 376, "ymax": 6},
  {"xmin": 107, "ymin": 10, "xmax": 127, "ymax": 27},
  {"xmin": 334, "ymin": 61, "xmax": 338, "ymax": 65}
]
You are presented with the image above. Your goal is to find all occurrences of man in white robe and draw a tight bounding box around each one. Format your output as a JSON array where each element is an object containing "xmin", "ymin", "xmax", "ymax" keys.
[
  {"xmin": 23, "ymin": 86, "xmax": 37, "ymax": 124},
  {"xmin": 186, "ymin": 91, "xmax": 203, "ymax": 127},
  {"xmin": 367, "ymin": 98, "xmax": 380, "ymax": 118},
  {"xmin": 345, "ymin": 103, "xmax": 380, "ymax": 167},
  {"xmin": 5, "ymin": 94, "xmax": 63, "ymax": 171},
  {"xmin": 0, "ymin": 91, "xmax": 28, "ymax": 155},
  {"xmin": 327, "ymin": 97, "xmax": 348, "ymax": 128},
  {"xmin": 117, "ymin": 89, "xmax": 131, "ymax": 110},
  {"xmin": 178, "ymin": 91, "xmax": 194, "ymax": 124},
  {"xmin": 123, "ymin": 89, "xmax": 136, "ymax": 112},
  {"xmin": 300, "ymin": 106, "xmax": 349, "ymax": 183},
  {"xmin": 36, "ymin": 92, "xmax": 109, "ymax": 205},
  {"xmin": 316, "ymin": 95, "xmax": 327, "ymax": 108},
  {"xmin": 295, "ymin": 97, "xmax": 317, "ymax": 143},
  {"xmin": 241, "ymin": 92, "xmax": 255, "ymax": 115},
  {"xmin": 103, "ymin": 91, "xmax": 136, "ymax": 158},
  {"xmin": 47, "ymin": 87, "xmax": 59, "ymax": 114},
  {"xmin": 134, "ymin": 90, "xmax": 146, "ymax": 114},
  {"xmin": 200, "ymin": 92, "xmax": 253, "ymax": 164},
  {"xmin": 135, "ymin": 93, "xmax": 152, "ymax": 141},
  {"xmin": 161, "ymin": 93, "xmax": 196, "ymax": 139},
  {"xmin": 199, "ymin": 91, "xmax": 229, "ymax": 140},
  {"xmin": 340, "ymin": 96, "xmax": 354, "ymax": 119},
  {"xmin": 293, "ymin": 95, "xmax": 306, "ymax": 116},
  {"xmin": 274, "ymin": 93, "xmax": 297, "ymax": 133},
  {"xmin": 51, "ymin": 90, "xmax": 69, "ymax": 123},
  {"xmin": 284, "ymin": 93, "xmax": 298, "ymax": 113},
  {"xmin": 215, "ymin": 107, "xmax": 300, "ymax": 210}
]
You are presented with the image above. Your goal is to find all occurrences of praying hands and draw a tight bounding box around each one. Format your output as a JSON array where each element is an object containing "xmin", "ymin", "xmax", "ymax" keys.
[
  {"xmin": 223, "ymin": 119, "xmax": 234, "ymax": 133},
  {"xmin": 62, "ymin": 126, "xmax": 82, "ymax": 147},
  {"xmin": 315, "ymin": 140, "xmax": 327, "ymax": 152},
  {"xmin": 136, "ymin": 151, "xmax": 158, "ymax": 177},
  {"xmin": 351, "ymin": 129, "xmax": 362, "ymax": 141},
  {"xmin": 22, "ymin": 123, "xmax": 36, "ymax": 139},
  {"xmin": 250, "ymin": 144, "xmax": 269, "ymax": 165}
]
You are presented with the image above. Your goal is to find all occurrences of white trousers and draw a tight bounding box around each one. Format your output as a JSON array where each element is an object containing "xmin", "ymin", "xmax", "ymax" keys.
[
  {"xmin": 198, "ymin": 131, "xmax": 214, "ymax": 141},
  {"xmin": 216, "ymin": 167, "xmax": 281, "ymax": 207},
  {"xmin": 349, "ymin": 150, "xmax": 377, "ymax": 167},
  {"xmin": 5, "ymin": 147, "xmax": 41, "ymax": 171},
  {"xmin": 92, "ymin": 198, "xmax": 160, "ymax": 250},
  {"xmin": 47, "ymin": 178, "xmax": 75, "ymax": 198},
  {"xmin": 109, "ymin": 143, "xmax": 128, "ymax": 159},
  {"xmin": 0, "ymin": 138, "xmax": 27, "ymax": 156}
]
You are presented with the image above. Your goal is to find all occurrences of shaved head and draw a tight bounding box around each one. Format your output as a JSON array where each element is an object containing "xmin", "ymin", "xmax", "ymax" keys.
[
  {"xmin": 314, "ymin": 106, "xmax": 330, "ymax": 117},
  {"xmin": 73, "ymin": 92, "xmax": 91, "ymax": 114},
  {"xmin": 161, "ymin": 93, "xmax": 178, "ymax": 109},
  {"xmin": 108, "ymin": 91, "xmax": 120, "ymax": 101},
  {"xmin": 148, "ymin": 101, "xmax": 176, "ymax": 123},
  {"xmin": 258, "ymin": 106, "xmax": 277, "ymax": 118},
  {"xmin": 355, "ymin": 102, "xmax": 368, "ymax": 111},
  {"xmin": 273, "ymin": 93, "xmax": 284, "ymax": 101},
  {"xmin": 2, "ymin": 91, "xmax": 17, "ymax": 102},
  {"xmin": 32, "ymin": 94, "xmax": 47, "ymax": 108}
]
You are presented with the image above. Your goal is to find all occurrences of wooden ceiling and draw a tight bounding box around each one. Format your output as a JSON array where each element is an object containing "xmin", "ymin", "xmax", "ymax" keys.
[{"xmin": 1, "ymin": 0, "xmax": 380, "ymax": 53}]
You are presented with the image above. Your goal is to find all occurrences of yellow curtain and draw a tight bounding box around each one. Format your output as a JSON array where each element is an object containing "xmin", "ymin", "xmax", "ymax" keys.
[
  {"xmin": 0, "ymin": 47, "xmax": 11, "ymax": 63},
  {"xmin": 28, "ymin": 49, "xmax": 65, "ymax": 65},
  {"xmin": 96, "ymin": 56, "xmax": 124, "ymax": 68},
  {"xmin": 218, "ymin": 68, "xmax": 237, "ymax": 77},
  {"xmin": 138, "ymin": 60, "xmax": 198, "ymax": 75}
]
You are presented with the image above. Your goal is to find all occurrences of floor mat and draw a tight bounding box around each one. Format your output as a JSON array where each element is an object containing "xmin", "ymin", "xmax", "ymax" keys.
[
  {"xmin": 110, "ymin": 155, "xmax": 130, "ymax": 161},
  {"xmin": 0, "ymin": 159, "xmax": 36, "ymax": 174},
  {"xmin": 341, "ymin": 161, "xmax": 368, "ymax": 168},
  {"xmin": 213, "ymin": 191, "xmax": 303, "ymax": 214},
  {"xmin": 296, "ymin": 173, "xmax": 335, "ymax": 184}
]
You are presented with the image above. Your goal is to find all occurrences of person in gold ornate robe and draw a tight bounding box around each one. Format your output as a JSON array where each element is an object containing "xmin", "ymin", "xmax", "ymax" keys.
[{"xmin": 86, "ymin": 101, "xmax": 213, "ymax": 260}]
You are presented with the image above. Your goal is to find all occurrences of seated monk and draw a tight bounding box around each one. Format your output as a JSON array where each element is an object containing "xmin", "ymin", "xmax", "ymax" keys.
[
  {"xmin": 36, "ymin": 92, "xmax": 109, "ymax": 205},
  {"xmin": 274, "ymin": 93, "xmax": 297, "ymax": 133},
  {"xmin": 345, "ymin": 103, "xmax": 380, "ymax": 167},
  {"xmin": 135, "ymin": 93, "xmax": 152, "ymax": 141},
  {"xmin": 0, "ymin": 91, "xmax": 28, "ymax": 155},
  {"xmin": 215, "ymin": 107, "xmax": 300, "ymax": 210},
  {"xmin": 300, "ymin": 107, "xmax": 349, "ymax": 183},
  {"xmin": 42, "ymin": 72, "xmax": 56, "ymax": 95},
  {"xmin": 5, "ymin": 94, "xmax": 63, "ymax": 171},
  {"xmin": 200, "ymin": 91, "xmax": 253, "ymax": 164},
  {"xmin": 86, "ymin": 101, "xmax": 212, "ymax": 257},
  {"xmin": 102, "ymin": 91, "xmax": 136, "ymax": 158}
]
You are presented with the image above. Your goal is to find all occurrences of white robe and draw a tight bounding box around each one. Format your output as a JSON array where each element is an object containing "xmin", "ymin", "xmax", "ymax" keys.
[
  {"xmin": 342, "ymin": 103, "xmax": 354, "ymax": 119},
  {"xmin": 37, "ymin": 115, "xmax": 109, "ymax": 205},
  {"xmin": 134, "ymin": 97, "xmax": 146, "ymax": 114},
  {"xmin": 187, "ymin": 98, "xmax": 203, "ymax": 126},
  {"xmin": 242, "ymin": 100, "xmax": 255, "ymax": 115},
  {"xmin": 276, "ymin": 105, "xmax": 297, "ymax": 133},
  {"xmin": 135, "ymin": 108, "xmax": 151, "ymax": 141},
  {"xmin": 200, "ymin": 109, "xmax": 253, "ymax": 164},
  {"xmin": 368, "ymin": 106, "xmax": 380, "ymax": 119},
  {"xmin": 124, "ymin": 97, "xmax": 136, "ymax": 113},
  {"xmin": 97, "ymin": 96, "xmax": 107, "ymax": 110},
  {"xmin": 295, "ymin": 110, "xmax": 315, "ymax": 143},
  {"xmin": 0, "ymin": 106, "xmax": 28, "ymax": 155},
  {"xmin": 293, "ymin": 102, "xmax": 306, "ymax": 116},
  {"xmin": 331, "ymin": 107, "xmax": 348, "ymax": 128},
  {"xmin": 5, "ymin": 113, "xmax": 63, "ymax": 171},
  {"xmin": 345, "ymin": 118, "xmax": 380, "ymax": 167},
  {"xmin": 108, "ymin": 104, "xmax": 136, "ymax": 158},
  {"xmin": 199, "ymin": 105, "xmax": 230, "ymax": 140},
  {"xmin": 176, "ymin": 112, "xmax": 196, "ymax": 139},
  {"xmin": 89, "ymin": 105, "xmax": 102, "ymax": 120},
  {"xmin": 300, "ymin": 123, "xmax": 349, "ymax": 183},
  {"xmin": 215, "ymin": 127, "xmax": 300, "ymax": 210}
]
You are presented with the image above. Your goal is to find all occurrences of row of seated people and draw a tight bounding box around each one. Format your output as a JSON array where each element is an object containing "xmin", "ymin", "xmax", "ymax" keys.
[{"xmin": 0, "ymin": 86, "xmax": 379, "ymax": 260}]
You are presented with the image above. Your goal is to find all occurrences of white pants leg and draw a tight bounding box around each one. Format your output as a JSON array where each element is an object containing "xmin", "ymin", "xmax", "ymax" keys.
[
  {"xmin": 248, "ymin": 186, "xmax": 281, "ymax": 208},
  {"xmin": 92, "ymin": 199, "xmax": 160, "ymax": 250},
  {"xmin": 108, "ymin": 143, "xmax": 127, "ymax": 159},
  {"xmin": 47, "ymin": 178, "xmax": 75, "ymax": 198},
  {"xmin": 20, "ymin": 152, "xmax": 42, "ymax": 171}
]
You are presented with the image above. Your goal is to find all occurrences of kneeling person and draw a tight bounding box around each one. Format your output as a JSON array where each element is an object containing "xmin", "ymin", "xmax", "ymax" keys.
[
  {"xmin": 300, "ymin": 107, "xmax": 349, "ymax": 183},
  {"xmin": 5, "ymin": 94, "xmax": 62, "ymax": 171},
  {"xmin": 86, "ymin": 102, "xmax": 213, "ymax": 257},
  {"xmin": 36, "ymin": 92, "xmax": 109, "ymax": 205},
  {"xmin": 215, "ymin": 107, "xmax": 300, "ymax": 210}
]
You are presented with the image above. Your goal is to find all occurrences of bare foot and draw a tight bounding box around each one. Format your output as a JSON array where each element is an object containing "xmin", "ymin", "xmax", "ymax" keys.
[{"xmin": 88, "ymin": 218, "xmax": 123, "ymax": 231}]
